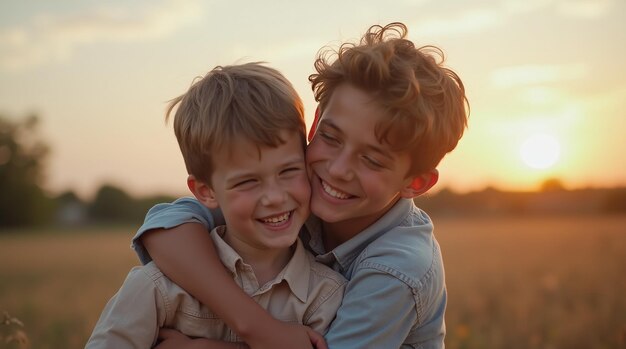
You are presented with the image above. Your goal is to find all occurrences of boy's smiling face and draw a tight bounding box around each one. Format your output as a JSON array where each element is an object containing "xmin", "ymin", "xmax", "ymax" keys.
[
  {"xmin": 206, "ymin": 131, "xmax": 310, "ymax": 252},
  {"xmin": 306, "ymin": 83, "xmax": 414, "ymax": 241}
]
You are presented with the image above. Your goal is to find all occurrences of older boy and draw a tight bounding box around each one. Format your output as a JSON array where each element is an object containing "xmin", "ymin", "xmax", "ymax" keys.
[
  {"xmin": 86, "ymin": 63, "xmax": 345, "ymax": 349},
  {"xmin": 136, "ymin": 22, "xmax": 468, "ymax": 349}
]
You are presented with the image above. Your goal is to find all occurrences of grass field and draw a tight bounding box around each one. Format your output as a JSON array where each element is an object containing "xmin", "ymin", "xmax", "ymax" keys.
[{"xmin": 1, "ymin": 215, "xmax": 625, "ymax": 349}]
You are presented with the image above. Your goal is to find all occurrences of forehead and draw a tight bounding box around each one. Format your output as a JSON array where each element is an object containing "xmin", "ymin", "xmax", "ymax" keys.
[
  {"xmin": 323, "ymin": 83, "xmax": 413, "ymax": 152},
  {"xmin": 213, "ymin": 131, "xmax": 304, "ymax": 171},
  {"xmin": 326, "ymin": 83, "xmax": 384, "ymax": 118},
  {"xmin": 322, "ymin": 84, "xmax": 388, "ymax": 142}
]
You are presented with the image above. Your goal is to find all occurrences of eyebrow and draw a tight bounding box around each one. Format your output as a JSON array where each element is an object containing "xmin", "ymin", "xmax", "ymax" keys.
[
  {"xmin": 279, "ymin": 157, "xmax": 306, "ymax": 168},
  {"xmin": 225, "ymin": 172, "xmax": 255, "ymax": 186},
  {"xmin": 319, "ymin": 119, "xmax": 395, "ymax": 161},
  {"xmin": 366, "ymin": 144, "xmax": 394, "ymax": 161},
  {"xmin": 225, "ymin": 157, "xmax": 305, "ymax": 183},
  {"xmin": 318, "ymin": 119, "xmax": 343, "ymax": 135}
]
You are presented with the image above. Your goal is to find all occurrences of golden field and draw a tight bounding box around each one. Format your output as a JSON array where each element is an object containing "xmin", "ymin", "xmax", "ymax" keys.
[{"xmin": 1, "ymin": 215, "xmax": 625, "ymax": 349}]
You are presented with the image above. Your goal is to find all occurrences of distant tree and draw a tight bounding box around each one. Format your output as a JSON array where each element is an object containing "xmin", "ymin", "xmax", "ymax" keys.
[
  {"xmin": 88, "ymin": 184, "xmax": 136, "ymax": 222},
  {"xmin": 54, "ymin": 190, "xmax": 88, "ymax": 226},
  {"xmin": 0, "ymin": 115, "xmax": 52, "ymax": 227},
  {"xmin": 136, "ymin": 194, "xmax": 176, "ymax": 218},
  {"xmin": 55, "ymin": 190, "xmax": 83, "ymax": 205},
  {"xmin": 87, "ymin": 185, "xmax": 176, "ymax": 224},
  {"xmin": 540, "ymin": 178, "xmax": 566, "ymax": 192}
]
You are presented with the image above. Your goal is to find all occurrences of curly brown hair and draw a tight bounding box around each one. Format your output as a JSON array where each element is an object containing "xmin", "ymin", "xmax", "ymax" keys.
[{"xmin": 309, "ymin": 22, "xmax": 469, "ymax": 175}]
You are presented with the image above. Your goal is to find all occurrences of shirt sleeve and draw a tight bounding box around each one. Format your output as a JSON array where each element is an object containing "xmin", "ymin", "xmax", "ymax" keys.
[
  {"xmin": 324, "ymin": 266, "xmax": 418, "ymax": 349},
  {"xmin": 131, "ymin": 197, "xmax": 224, "ymax": 264},
  {"xmin": 85, "ymin": 267, "xmax": 167, "ymax": 349}
]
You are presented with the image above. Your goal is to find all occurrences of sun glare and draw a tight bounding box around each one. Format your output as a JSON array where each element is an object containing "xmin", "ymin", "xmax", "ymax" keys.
[{"xmin": 520, "ymin": 134, "xmax": 561, "ymax": 169}]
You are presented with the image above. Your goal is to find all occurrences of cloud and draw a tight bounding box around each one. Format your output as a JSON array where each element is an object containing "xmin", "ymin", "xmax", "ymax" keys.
[
  {"xmin": 409, "ymin": 9, "xmax": 502, "ymax": 38},
  {"xmin": 520, "ymin": 86, "xmax": 564, "ymax": 105},
  {"xmin": 556, "ymin": 0, "xmax": 614, "ymax": 18},
  {"xmin": 0, "ymin": 0, "xmax": 203, "ymax": 72},
  {"xmin": 490, "ymin": 64, "xmax": 588, "ymax": 88},
  {"xmin": 409, "ymin": 0, "xmax": 615, "ymax": 39},
  {"xmin": 502, "ymin": 0, "xmax": 554, "ymax": 14},
  {"xmin": 503, "ymin": 0, "xmax": 615, "ymax": 17}
]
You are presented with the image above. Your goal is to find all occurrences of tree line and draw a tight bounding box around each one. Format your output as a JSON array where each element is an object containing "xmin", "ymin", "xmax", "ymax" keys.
[
  {"xmin": 2, "ymin": 114, "xmax": 624, "ymax": 229},
  {"xmin": 414, "ymin": 185, "xmax": 626, "ymax": 217},
  {"xmin": 0, "ymin": 114, "xmax": 175, "ymax": 229}
]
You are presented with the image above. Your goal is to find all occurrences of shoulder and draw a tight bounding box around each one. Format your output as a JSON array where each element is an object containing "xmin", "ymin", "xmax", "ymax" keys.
[
  {"xmin": 357, "ymin": 212, "xmax": 444, "ymax": 290},
  {"xmin": 305, "ymin": 250, "xmax": 347, "ymax": 289},
  {"xmin": 120, "ymin": 263, "xmax": 163, "ymax": 286},
  {"xmin": 125, "ymin": 262, "xmax": 191, "ymax": 300},
  {"xmin": 130, "ymin": 261, "xmax": 166, "ymax": 282}
]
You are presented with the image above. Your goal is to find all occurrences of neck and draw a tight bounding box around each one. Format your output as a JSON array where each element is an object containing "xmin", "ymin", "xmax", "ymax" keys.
[
  {"xmin": 322, "ymin": 196, "xmax": 401, "ymax": 251},
  {"xmin": 249, "ymin": 247, "xmax": 294, "ymax": 285},
  {"xmin": 321, "ymin": 221, "xmax": 360, "ymax": 251}
]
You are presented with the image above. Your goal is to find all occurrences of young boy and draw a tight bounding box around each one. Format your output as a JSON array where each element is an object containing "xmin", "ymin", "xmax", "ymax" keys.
[
  {"xmin": 135, "ymin": 22, "xmax": 468, "ymax": 349},
  {"xmin": 86, "ymin": 62, "xmax": 346, "ymax": 349}
]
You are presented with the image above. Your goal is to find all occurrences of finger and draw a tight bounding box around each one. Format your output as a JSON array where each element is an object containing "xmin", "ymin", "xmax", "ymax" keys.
[{"xmin": 306, "ymin": 328, "xmax": 328, "ymax": 349}]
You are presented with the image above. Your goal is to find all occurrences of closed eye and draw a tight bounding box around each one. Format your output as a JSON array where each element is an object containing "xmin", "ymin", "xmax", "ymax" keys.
[
  {"xmin": 281, "ymin": 167, "xmax": 301, "ymax": 174},
  {"xmin": 319, "ymin": 131, "xmax": 340, "ymax": 145},
  {"xmin": 280, "ymin": 166, "xmax": 304, "ymax": 178},
  {"xmin": 363, "ymin": 156, "xmax": 385, "ymax": 169},
  {"xmin": 232, "ymin": 179, "xmax": 258, "ymax": 189}
]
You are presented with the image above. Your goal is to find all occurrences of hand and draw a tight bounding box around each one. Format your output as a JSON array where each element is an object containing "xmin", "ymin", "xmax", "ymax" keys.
[
  {"xmin": 245, "ymin": 322, "xmax": 327, "ymax": 349},
  {"xmin": 304, "ymin": 326, "xmax": 327, "ymax": 349}
]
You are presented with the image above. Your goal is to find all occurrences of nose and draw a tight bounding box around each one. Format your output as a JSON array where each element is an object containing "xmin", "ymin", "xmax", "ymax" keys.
[
  {"xmin": 260, "ymin": 181, "xmax": 287, "ymax": 206},
  {"xmin": 327, "ymin": 149, "xmax": 354, "ymax": 181}
]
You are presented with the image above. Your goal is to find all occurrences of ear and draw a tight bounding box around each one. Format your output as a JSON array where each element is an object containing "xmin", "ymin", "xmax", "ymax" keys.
[
  {"xmin": 187, "ymin": 175, "xmax": 219, "ymax": 209},
  {"xmin": 400, "ymin": 169, "xmax": 439, "ymax": 199},
  {"xmin": 307, "ymin": 105, "xmax": 321, "ymax": 142}
]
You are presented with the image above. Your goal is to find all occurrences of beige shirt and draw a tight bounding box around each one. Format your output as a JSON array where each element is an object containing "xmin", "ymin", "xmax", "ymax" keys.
[{"xmin": 86, "ymin": 226, "xmax": 346, "ymax": 349}]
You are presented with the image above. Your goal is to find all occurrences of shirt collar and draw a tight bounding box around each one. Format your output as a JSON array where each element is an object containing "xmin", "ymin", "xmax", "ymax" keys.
[
  {"xmin": 304, "ymin": 198, "xmax": 414, "ymax": 273},
  {"xmin": 211, "ymin": 226, "xmax": 310, "ymax": 303},
  {"xmin": 211, "ymin": 226, "xmax": 242, "ymax": 275},
  {"xmin": 278, "ymin": 238, "xmax": 311, "ymax": 303}
]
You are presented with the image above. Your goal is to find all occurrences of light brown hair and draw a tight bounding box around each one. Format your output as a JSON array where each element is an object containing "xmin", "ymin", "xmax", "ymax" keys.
[
  {"xmin": 309, "ymin": 22, "xmax": 469, "ymax": 176},
  {"xmin": 167, "ymin": 62, "xmax": 306, "ymax": 185}
]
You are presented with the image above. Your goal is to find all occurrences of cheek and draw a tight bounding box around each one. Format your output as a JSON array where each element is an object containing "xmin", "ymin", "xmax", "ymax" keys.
[
  {"xmin": 305, "ymin": 139, "xmax": 324, "ymax": 165},
  {"xmin": 292, "ymin": 174, "xmax": 312, "ymax": 204},
  {"xmin": 361, "ymin": 173, "xmax": 393, "ymax": 196},
  {"xmin": 224, "ymin": 192, "xmax": 255, "ymax": 216}
]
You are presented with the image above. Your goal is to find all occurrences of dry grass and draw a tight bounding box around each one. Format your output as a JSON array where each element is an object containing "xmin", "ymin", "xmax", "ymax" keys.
[
  {"xmin": 1, "ymin": 216, "xmax": 625, "ymax": 349},
  {"xmin": 437, "ymin": 215, "xmax": 626, "ymax": 349},
  {"xmin": 0, "ymin": 227, "xmax": 138, "ymax": 348}
]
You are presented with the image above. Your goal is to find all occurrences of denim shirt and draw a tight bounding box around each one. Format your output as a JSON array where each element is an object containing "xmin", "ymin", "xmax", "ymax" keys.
[{"xmin": 133, "ymin": 197, "xmax": 446, "ymax": 349}]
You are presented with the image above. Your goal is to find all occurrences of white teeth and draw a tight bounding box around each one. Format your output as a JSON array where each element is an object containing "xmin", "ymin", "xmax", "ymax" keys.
[
  {"xmin": 322, "ymin": 180, "xmax": 350, "ymax": 199},
  {"xmin": 261, "ymin": 212, "xmax": 290, "ymax": 224}
]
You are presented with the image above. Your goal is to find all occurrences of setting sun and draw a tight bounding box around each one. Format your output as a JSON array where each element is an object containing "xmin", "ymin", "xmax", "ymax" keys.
[{"xmin": 520, "ymin": 134, "xmax": 561, "ymax": 169}]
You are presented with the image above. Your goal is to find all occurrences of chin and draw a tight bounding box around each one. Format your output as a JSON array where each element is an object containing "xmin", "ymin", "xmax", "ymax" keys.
[
  {"xmin": 311, "ymin": 204, "xmax": 342, "ymax": 223},
  {"xmin": 272, "ymin": 235, "xmax": 299, "ymax": 249}
]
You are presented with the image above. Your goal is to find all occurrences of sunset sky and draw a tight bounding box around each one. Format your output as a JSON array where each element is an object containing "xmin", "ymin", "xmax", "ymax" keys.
[{"xmin": 1, "ymin": 0, "xmax": 624, "ymax": 199}]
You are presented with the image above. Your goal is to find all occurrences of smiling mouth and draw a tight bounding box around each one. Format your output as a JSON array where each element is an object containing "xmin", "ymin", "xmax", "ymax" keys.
[
  {"xmin": 258, "ymin": 211, "xmax": 292, "ymax": 226},
  {"xmin": 321, "ymin": 180, "xmax": 353, "ymax": 200}
]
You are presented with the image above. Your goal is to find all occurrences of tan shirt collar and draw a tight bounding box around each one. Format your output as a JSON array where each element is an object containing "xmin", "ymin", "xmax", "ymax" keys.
[{"xmin": 211, "ymin": 226, "xmax": 310, "ymax": 303}]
